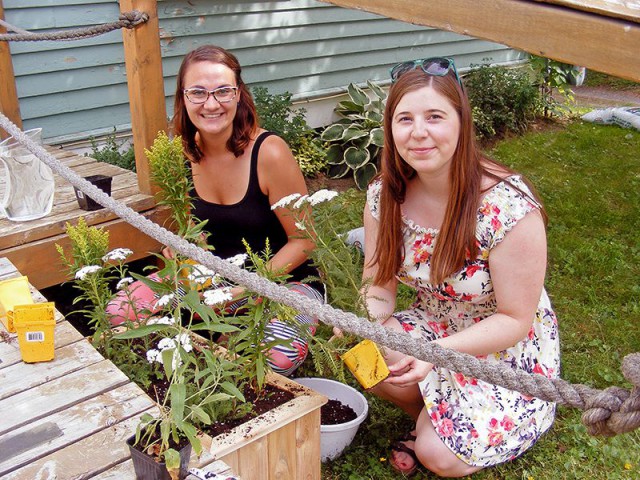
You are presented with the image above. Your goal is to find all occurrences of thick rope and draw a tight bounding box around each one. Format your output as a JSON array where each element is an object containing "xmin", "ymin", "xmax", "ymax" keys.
[
  {"xmin": 0, "ymin": 113, "xmax": 638, "ymax": 437},
  {"xmin": 0, "ymin": 11, "xmax": 148, "ymax": 42}
]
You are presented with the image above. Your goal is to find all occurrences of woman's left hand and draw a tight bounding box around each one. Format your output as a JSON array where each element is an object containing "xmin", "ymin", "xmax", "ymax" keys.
[{"xmin": 384, "ymin": 356, "xmax": 433, "ymax": 387}]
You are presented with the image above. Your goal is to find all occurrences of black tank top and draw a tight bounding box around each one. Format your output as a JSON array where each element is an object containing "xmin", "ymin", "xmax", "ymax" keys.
[{"xmin": 190, "ymin": 131, "xmax": 318, "ymax": 285}]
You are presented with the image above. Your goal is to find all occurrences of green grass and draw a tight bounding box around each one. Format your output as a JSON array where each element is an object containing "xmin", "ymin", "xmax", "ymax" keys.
[
  {"xmin": 583, "ymin": 71, "xmax": 640, "ymax": 91},
  {"xmin": 320, "ymin": 120, "xmax": 640, "ymax": 479}
]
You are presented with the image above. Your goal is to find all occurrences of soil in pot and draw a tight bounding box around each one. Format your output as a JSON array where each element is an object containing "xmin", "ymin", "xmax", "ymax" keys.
[{"xmin": 321, "ymin": 398, "xmax": 357, "ymax": 425}]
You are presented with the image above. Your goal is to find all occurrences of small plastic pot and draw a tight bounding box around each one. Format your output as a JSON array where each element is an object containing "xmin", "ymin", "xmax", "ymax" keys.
[
  {"xmin": 74, "ymin": 174, "xmax": 112, "ymax": 211},
  {"xmin": 126, "ymin": 434, "xmax": 191, "ymax": 480}
]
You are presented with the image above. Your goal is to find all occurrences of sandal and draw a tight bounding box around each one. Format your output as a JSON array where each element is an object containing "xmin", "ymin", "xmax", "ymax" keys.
[{"xmin": 390, "ymin": 430, "xmax": 419, "ymax": 476}]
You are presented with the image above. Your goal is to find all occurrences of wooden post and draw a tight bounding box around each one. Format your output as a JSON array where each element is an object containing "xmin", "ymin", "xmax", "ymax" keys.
[
  {"xmin": 0, "ymin": 0, "xmax": 23, "ymax": 139},
  {"xmin": 120, "ymin": 0, "xmax": 166, "ymax": 195}
]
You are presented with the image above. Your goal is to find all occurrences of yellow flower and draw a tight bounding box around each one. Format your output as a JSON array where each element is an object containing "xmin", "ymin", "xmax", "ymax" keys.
[
  {"xmin": 624, "ymin": 462, "xmax": 633, "ymax": 470},
  {"xmin": 380, "ymin": 457, "xmax": 386, "ymax": 462},
  {"xmin": 527, "ymin": 476, "xmax": 534, "ymax": 480}
]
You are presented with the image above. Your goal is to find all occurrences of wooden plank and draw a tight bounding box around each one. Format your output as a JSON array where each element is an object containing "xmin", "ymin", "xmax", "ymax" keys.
[
  {"xmin": 0, "ymin": 321, "xmax": 83, "ymax": 370},
  {"xmin": 90, "ymin": 459, "xmax": 137, "ymax": 479},
  {"xmin": 2, "ymin": 408, "xmax": 156, "ymax": 480},
  {"xmin": 295, "ymin": 408, "xmax": 322, "ymax": 480},
  {"xmin": 121, "ymin": 0, "xmax": 167, "ymax": 196},
  {"xmin": 234, "ymin": 436, "xmax": 268, "ymax": 479},
  {"xmin": 0, "ymin": 340, "xmax": 106, "ymax": 401},
  {"xmin": 1, "ymin": 205, "xmax": 171, "ymax": 289},
  {"xmin": 0, "ymin": 359, "xmax": 131, "ymax": 435},
  {"xmin": 0, "ymin": 0, "xmax": 22, "ymax": 138},
  {"xmin": 0, "ymin": 382, "xmax": 156, "ymax": 477},
  {"xmin": 320, "ymin": 0, "xmax": 640, "ymax": 82},
  {"xmin": 535, "ymin": 0, "xmax": 640, "ymax": 23},
  {"xmin": 267, "ymin": 421, "xmax": 296, "ymax": 480}
]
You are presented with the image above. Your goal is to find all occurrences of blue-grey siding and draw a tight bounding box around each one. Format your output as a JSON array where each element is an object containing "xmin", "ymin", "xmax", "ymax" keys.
[{"xmin": 3, "ymin": 0, "xmax": 526, "ymax": 142}]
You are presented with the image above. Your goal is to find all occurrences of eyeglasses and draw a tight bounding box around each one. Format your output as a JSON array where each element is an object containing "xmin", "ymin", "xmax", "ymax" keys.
[
  {"xmin": 183, "ymin": 86, "xmax": 238, "ymax": 104},
  {"xmin": 390, "ymin": 57, "xmax": 462, "ymax": 87}
]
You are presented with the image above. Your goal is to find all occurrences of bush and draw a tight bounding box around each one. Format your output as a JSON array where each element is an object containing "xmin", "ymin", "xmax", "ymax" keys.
[
  {"xmin": 252, "ymin": 87, "xmax": 326, "ymax": 177},
  {"xmin": 465, "ymin": 64, "xmax": 542, "ymax": 141},
  {"xmin": 85, "ymin": 127, "xmax": 136, "ymax": 172}
]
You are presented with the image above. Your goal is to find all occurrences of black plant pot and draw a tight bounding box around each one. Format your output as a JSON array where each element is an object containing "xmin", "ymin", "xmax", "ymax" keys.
[
  {"xmin": 74, "ymin": 174, "xmax": 112, "ymax": 211},
  {"xmin": 126, "ymin": 434, "xmax": 192, "ymax": 480}
]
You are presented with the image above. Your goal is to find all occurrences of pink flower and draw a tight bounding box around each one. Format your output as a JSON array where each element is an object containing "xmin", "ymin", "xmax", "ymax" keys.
[
  {"xmin": 437, "ymin": 401, "xmax": 449, "ymax": 415},
  {"xmin": 470, "ymin": 428, "xmax": 479, "ymax": 438},
  {"xmin": 501, "ymin": 415, "xmax": 515, "ymax": 431},
  {"xmin": 488, "ymin": 431, "xmax": 504, "ymax": 446},
  {"xmin": 465, "ymin": 265, "xmax": 481, "ymax": 277},
  {"xmin": 437, "ymin": 418, "xmax": 455, "ymax": 437},
  {"xmin": 489, "ymin": 418, "xmax": 499, "ymax": 429},
  {"xmin": 402, "ymin": 323, "xmax": 415, "ymax": 333},
  {"xmin": 454, "ymin": 372, "xmax": 467, "ymax": 387}
]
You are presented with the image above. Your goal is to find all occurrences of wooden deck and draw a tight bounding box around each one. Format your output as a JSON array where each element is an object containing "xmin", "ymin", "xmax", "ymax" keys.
[
  {"xmin": 0, "ymin": 257, "xmax": 239, "ymax": 479},
  {"xmin": 0, "ymin": 146, "xmax": 171, "ymax": 290}
]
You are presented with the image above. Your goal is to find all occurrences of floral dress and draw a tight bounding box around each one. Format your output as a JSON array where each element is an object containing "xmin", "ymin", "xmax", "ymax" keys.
[{"xmin": 368, "ymin": 177, "xmax": 560, "ymax": 467}]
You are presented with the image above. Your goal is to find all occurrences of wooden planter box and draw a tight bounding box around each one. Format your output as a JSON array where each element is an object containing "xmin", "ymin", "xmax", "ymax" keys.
[{"xmin": 201, "ymin": 372, "xmax": 327, "ymax": 480}]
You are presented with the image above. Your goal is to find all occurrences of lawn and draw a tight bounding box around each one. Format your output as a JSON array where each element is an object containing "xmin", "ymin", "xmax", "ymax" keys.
[{"xmin": 318, "ymin": 119, "xmax": 640, "ymax": 479}]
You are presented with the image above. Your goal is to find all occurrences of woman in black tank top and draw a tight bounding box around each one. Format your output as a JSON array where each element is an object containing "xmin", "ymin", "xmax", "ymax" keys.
[{"xmin": 171, "ymin": 45, "xmax": 324, "ymax": 376}]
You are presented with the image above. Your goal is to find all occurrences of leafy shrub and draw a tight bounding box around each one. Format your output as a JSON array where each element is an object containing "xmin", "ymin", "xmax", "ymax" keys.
[
  {"xmin": 252, "ymin": 86, "xmax": 326, "ymax": 177},
  {"xmin": 85, "ymin": 127, "xmax": 136, "ymax": 172},
  {"xmin": 465, "ymin": 64, "xmax": 542, "ymax": 141},
  {"xmin": 320, "ymin": 82, "xmax": 386, "ymax": 190},
  {"xmin": 529, "ymin": 55, "xmax": 576, "ymax": 116}
]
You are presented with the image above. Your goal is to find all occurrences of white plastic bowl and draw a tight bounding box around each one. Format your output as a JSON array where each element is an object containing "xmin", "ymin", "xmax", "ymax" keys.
[{"xmin": 294, "ymin": 377, "xmax": 368, "ymax": 462}]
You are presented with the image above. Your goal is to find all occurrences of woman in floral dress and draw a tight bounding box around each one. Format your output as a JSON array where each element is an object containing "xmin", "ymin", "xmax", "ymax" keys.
[{"xmin": 360, "ymin": 59, "xmax": 560, "ymax": 476}]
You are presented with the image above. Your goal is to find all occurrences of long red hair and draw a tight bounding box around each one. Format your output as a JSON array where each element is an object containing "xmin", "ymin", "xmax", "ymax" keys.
[
  {"xmin": 172, "ymin": 45, "xmax": 258, "ymax": 161},
  {"xmin": 372, "ymin": 69, "xmax": 545, "ymax": 285}
]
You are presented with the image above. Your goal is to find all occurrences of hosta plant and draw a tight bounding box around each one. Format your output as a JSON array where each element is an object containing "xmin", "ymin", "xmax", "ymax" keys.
[{"xmin": 320, "ymin": 81, "xmax": 386, "ymax": 190}]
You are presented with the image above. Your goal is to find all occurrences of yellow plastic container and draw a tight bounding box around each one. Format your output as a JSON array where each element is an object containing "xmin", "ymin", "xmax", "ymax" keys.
[
  {"xmin": 0, "ymin": 276, "xmax": 34, "ymax": 333},
  {"xmin": 341, "ymin": 339, "xmax": 390, "ymax": 389},
  {"xmin": 14, "ymin": 302, "xmax": 56, "ymax": 363}
]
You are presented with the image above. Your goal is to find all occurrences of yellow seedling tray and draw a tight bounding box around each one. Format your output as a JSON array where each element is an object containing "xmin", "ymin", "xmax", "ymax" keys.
[
  {"xmin": 341, "ymin": 339, "xmax": 390, "ymax": 389},
  {"xmin": 14, "ymin": 302, "xmax": 55, "ymax": 363},
  {"xmin": 0, "ymin": 276, "xmax": 34, "ymax": 333}
]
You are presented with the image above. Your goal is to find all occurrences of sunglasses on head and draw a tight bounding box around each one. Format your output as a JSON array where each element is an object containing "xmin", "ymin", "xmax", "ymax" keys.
[{"xmin": 390, "ymin": 57, "xmax": 462, "ymax": 87}]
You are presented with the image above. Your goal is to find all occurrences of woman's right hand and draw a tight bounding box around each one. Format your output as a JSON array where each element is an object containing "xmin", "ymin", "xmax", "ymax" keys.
[{"xmin": 162, "ymin": 246, "xmax": 176, "ymax": 259}]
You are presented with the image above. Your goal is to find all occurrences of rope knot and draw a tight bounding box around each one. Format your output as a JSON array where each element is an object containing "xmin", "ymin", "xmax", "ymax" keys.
[
  {"xmin": 581, "ymin": 354, "xmax": 640, "ymax": 436},
  {"xmin": 119, "ymin": 10, "xmax": 149, "ymax": 28}
]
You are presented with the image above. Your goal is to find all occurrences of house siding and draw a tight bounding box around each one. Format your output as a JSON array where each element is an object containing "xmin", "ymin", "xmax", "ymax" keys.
[{"xmin": 3, "ymin": 0, "xmax": 527, "ymax": 143}]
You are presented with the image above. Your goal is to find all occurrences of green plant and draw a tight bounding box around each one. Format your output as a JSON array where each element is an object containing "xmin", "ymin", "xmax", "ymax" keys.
[
  {"xmin": 530, "ymin": 55, "xmax": 576, "ymax": 117},
  {"xmin": 85, "ymin": 127, "xmax": 136, "ymax": 172},
  {"xmin": 145, "ymin": 131, "xmax": 207, "ymax": 245},
  {"xmin": 253, "ymin": 86, "xmax": 327, "ymax": 177},
  {"xmin": 320, "ymin": 81, "xmax": 386, "ymax": 190},
  {"xmin": 465, "ymin": 63, "xmax": 542, "ymax": 141}
]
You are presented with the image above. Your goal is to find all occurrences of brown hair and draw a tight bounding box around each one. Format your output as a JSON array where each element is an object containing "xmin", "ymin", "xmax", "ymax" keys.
[
  {"xmin": 372, "ymin": 69, "xmax": 546, "ymax": 285},
  {"xmin": 172, "ymin": 45, "xmax": 258, "ymax": 161}
]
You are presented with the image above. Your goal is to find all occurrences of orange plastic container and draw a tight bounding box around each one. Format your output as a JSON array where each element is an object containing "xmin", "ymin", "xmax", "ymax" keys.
[
  {"xmin": 14, "ymin": 302, "xmax": 56, "ymax": 363},
  {"xmin": 0, "ymin": 276, "xmax": 34, "ymax": 333}
]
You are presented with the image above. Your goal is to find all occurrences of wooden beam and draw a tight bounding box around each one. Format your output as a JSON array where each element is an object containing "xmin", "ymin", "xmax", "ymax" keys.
[
  {"xmin": 2, "ymin": 206, "xmax": 171, "ymax": 290},
  {"xmin": 0, "ymin": 0, "xmax": 22, "ymax": 139},
  {"xmin": 320, "ymin": 0, "xmax": 640, "ymax": 82},
  {"xmin": 120, "ymin": 0, "xmax": 166, "ymax": 195}
]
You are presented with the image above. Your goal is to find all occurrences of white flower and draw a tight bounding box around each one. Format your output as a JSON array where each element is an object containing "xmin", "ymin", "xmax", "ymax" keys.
[
  {"xmin": 154, "ymin": 293, "xmax": 175, "ymax": 309},
  {"xmin": 308, "ymin": 189, "xmax": 338, "ymax": 206},
  {"xmin": 147, "ymin": 315, "xmax": 175, "ymax": 326},
  {"xmin": 175, "ymin": 333, "xmax": 193, "ymax": 352},
  {"xmin": 75, "ymin": 265, "xmax": 101, "ymax": 280},
  {"xmin": 188, "ymin": 263, "xmax": 219, "ymax": 285},
  {"xmin": 102, "ymin": 248, "xmax": 133, "ymax": 262},
  {"xmin": 295, "ymin": 221, "xmax": 306, "ymax": 231},
  {"xmin": 226, "ymin": 254, "xmax": 247, "ymax": 267},
  {"xmin": 293, "ymin": 195, "xmax": 309, "ymax": 209},
  {"xmin": 146, "ymin": 349, "xmax": 161, "ymax": 364},
  {"xmin": 171, "ymin": 350, "xmax": 183, "ymax": 370},
  {"xmin": 203, "ymin": 287, "xmax": 233, "ymax": 306},
  {"xmin": 271, "ymin": 193, "xmax": 302, "ymax": 210},
  {"xmin": 116, "ymin": 277, "xmax": 133, "ymax": 289},
  {"xmin": 157, "ymin": 337, "xmax": 177, "ymax": 351}
]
